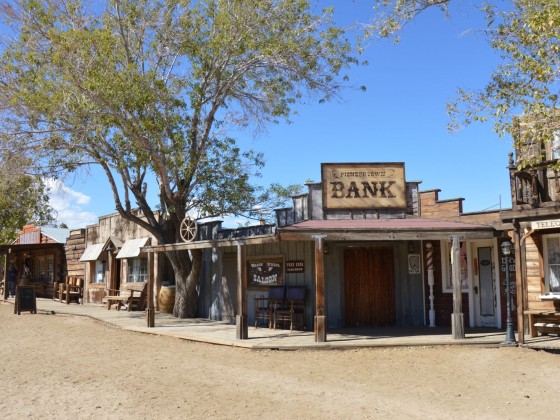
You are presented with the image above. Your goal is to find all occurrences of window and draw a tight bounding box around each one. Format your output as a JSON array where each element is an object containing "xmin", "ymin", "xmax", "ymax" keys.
[
  {"xmin": 34, "ymin": 255, "xmax": 54, "ymax": 283},
  {"xmin": 441, "ymin": 240, "xmax": 469, "ymax": 292},
  {"xmin": 95, "ymin": 260, "xmax": 106, "ymax": 284},
  {"xmin": 551, "ymin": 131, "xmax": 560, "ymax": 160},
  {"xmin": 128, "ymin": 258, "xmax": 148, "ymax": 283},
  {"xmin": 544, "ymin": 235, "xmax": 560, "ymax": 295}
]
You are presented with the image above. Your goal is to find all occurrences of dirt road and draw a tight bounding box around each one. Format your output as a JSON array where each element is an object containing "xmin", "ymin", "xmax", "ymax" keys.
[{"xmin": 1, "ymin": 303, "xmax": 558, "ymax": 419}]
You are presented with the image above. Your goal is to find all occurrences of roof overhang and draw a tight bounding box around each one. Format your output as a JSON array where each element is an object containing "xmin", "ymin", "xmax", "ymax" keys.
[
  {"xmin": 0, "ymin": 243, "xmax": 64, "ymax": 254},
  {"xmin": 278, "ymin": 219, "xmax": 496, "ymax": 241},
  {"xmin": 79, "ymin": 243, "xmax": 105, "ymax": 262},
  {"xmin": 116, "ymin": 237, "xmax": 151, "ymax": 259},
  {"xmin": 146, "ymin": 234, "xmax": 278, "ymax": 252}
]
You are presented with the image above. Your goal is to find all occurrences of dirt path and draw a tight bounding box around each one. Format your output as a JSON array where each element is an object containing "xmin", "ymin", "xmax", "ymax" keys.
[{"xmin": 1, "ymin": 303, "xmax": 558, "ymax": 419}]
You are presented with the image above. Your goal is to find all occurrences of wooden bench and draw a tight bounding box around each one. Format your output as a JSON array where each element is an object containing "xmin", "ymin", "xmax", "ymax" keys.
[
  {"xmin": 524, "ymin": 309, "xmax": 560, "ymax": 337},
  {"xmin": 106, "ymin": 282, "xmax": 147, "ymax": 311}
]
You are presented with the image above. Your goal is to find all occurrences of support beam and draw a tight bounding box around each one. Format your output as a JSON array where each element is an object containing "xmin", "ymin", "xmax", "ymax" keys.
[
  {"xmin": 146, "ymin": 251, "xmax": 155, "ymax": 327},
  {"xmin": 313, "ymin": 235, "xmax": 327, "ymax": 342},
  {"xmin": 514, "ymin": 222, "xmax": 525, "ymax": 345},
  {"xmin": 450, "ymin": 235, "xmax": 465, "ymax": 339},
  {"xmin": 236, "ymin": 243, "xmax": 248, "ymax": 339}
]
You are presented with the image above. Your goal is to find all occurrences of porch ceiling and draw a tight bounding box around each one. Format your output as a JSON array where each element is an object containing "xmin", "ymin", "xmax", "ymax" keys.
[{"xmin": 278, "ymin": 218, "xmax": 496, "ymax": 241}]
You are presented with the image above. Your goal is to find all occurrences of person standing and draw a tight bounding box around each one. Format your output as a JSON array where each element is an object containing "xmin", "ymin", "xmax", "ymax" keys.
[{"xmin": 7, "ymin": 263, "xmax": 18, "ymax": 298}]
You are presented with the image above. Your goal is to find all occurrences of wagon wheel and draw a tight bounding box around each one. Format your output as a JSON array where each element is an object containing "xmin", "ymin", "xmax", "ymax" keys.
[{"xmin": 180, "ymin": 217, "xmax": 198, "ymax": 243}]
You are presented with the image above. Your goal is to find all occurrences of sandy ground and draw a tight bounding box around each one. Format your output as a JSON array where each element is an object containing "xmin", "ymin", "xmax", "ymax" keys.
[{"xmin": 1, "ymin": 303, "xmax": 559, "ymax": 420}]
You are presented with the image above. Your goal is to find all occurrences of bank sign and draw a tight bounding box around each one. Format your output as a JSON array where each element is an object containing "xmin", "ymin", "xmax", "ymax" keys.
[{"xmin": 322, "ymin": 162, "xmax": 406, "ymax": 210}]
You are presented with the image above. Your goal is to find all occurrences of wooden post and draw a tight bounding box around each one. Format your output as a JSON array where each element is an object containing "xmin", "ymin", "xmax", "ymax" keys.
[
  {"xmin": 450, "ymin": 235, "xmax": 465, "ymax": 339},
  {"xmin": 513, "ymin": 222, "xmax": 524, "ymax": 345},
  {"xmin": 425, "ymin": 242, "xmax": 436, "ymax": 327},
  {"xmin": 146, "ymin": 251, "xmax": 155, "ymax": 327},
  {"xmin": 313, "ymin": 235, "xmax": 327, "ymax": 342},
  {"xmin": 2, "ymin": 252, "xmax": 7, "ymax": 300},
  {"xmin": 236, "ymin": 243, "xmax": 248, "ymax": 339}
]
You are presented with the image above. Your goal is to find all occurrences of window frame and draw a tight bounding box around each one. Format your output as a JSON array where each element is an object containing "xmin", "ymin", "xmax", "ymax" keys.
[
  {"xmin": 128, "ymin": 257, "xmax": 148, "ymax": 283},
  {"xmin": 543, "ymin": 234, "xmax": 560, "ymax": 296}
]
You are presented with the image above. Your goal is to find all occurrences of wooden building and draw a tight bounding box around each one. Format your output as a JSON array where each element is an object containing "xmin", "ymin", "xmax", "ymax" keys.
[
  {"xmin": 1, "ymin": 224, "xmax": 70, "ymax": 299},
  {"xmin": 78, "ymin": 210, "xmax": 170, "ymax": 307},
  {"xmin": 501, "ymin": 129, "xmax": 560, "ymax": 342},
  {"xmin": 153, "ymin": 162, "xmax": 514, "ymax": 340}
]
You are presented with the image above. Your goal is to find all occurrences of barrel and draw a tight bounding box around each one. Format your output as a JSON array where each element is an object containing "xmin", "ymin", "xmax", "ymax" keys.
[{"xmin": 158, "ymin": 285, "xmax": 176, "ymax": 313}]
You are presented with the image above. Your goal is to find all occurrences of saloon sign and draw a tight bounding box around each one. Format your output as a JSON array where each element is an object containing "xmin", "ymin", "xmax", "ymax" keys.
[{"xmin": 321, "ymin": 163, "xmax": 406, "ymax": 210}]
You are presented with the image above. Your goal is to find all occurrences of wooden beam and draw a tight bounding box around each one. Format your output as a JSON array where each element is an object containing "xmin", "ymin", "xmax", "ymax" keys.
[
  {"xmin": 146, "ymin": 234, "xmax": 278, "ymax": 253},
  {"xmin": 279, "ymin": 230, "xmax": 494, "ymax": 242},
  {"xmin": 451, "ymin": 235, "xmax": 465, "ymax": 339},
  {"xmin": 236, "ymin": 243, "xmax": 248, "ymax": 339},
  {"xmin": 146, "ymin": 251, "xmax": 155, "ymax": 328},
  {"xmin": 313, "ymin": 235, "xmax": 327, "ymax": 342}
]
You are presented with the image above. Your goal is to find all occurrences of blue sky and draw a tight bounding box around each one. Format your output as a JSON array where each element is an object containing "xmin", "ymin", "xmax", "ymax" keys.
[{"xmin": 49, "ymin": 1, "xmax": 514, "ymax": 229}]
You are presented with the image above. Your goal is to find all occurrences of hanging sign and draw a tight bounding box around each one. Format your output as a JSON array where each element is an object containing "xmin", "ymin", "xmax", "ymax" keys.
[{"xmin": 322, "ymin": 162, "xmax": 406, "ymax": 210}]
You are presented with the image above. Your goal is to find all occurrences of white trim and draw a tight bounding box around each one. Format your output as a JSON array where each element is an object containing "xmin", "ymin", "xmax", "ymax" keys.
[{"xmin": 543, "ymin": 234, "xmax": 560, "ymax": 295}]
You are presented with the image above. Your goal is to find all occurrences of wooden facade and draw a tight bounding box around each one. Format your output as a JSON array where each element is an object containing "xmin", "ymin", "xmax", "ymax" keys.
[
  {"xmin": 1, "ymin": 224, "xmax": 70, "ymax": 299},
  {"xmin": 153, "ymin": 162, "xmax": 516, "ymax": 341},
  {"xmin": 79, "ymin": 210, "xmax": 168, "ymax": 308},
  {"xmin": 501, "ymin": 145, "xmax": 560, "ymax": 343}
]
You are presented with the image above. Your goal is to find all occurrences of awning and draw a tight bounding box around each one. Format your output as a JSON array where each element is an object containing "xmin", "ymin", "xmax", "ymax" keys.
[
  {"xmin": 79, "ymin": 243, "xmax": 105, "ymax": 262},
  {"xmin": 116, "ymin": 237, "xmax": 151, "ymax": 259}
]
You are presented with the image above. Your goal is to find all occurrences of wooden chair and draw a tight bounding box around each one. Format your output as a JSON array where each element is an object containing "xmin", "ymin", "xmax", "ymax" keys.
[
  {"xmin": 106, "ymin": 282, "xmax": 147, "ymax": 311},
  {"xmin": 254, "ymin": 286, "xmax": 285, "ymax": 328},
  {"xmin": 273, "ymin": 286, "xmax": 306, "ymax": 332},
  {"xmin": 58, "ymin": 276, "xmax": 84, "ymax": 304}
]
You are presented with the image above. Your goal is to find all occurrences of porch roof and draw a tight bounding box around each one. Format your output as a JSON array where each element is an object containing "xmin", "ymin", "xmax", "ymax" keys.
[
  {"xmin": 278, "ymin": 218, "xmax": 496, "ymax": 241},
  {"xmin": 79, "ymin": 243, "xmax": 105, "ymax": 262},
  {"xmin": 116, "ymin": 237, "xmax": 151, "ymax": 259}
]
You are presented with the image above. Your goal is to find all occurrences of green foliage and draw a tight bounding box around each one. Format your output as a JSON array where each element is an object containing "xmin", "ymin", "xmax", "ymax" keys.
[
  {"xmin": 368, "ymin": 0, "xmax": 560, "ymax": 169},
  {"xmin": 0, "ymin": 156, "xmax": 54, "ymax": 243},
  {"xmin": 0, "ymin": 0, "xmax": 358, "ymax": 239},
  {"xmin": 0, "ymin": 0, "xmax": 359, "ymax": 316}
]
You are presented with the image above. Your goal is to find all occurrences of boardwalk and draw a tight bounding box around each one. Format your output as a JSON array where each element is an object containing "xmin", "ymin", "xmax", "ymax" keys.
[{"xmin": 7, "ymin": 297, "xmax": 560, "ymax": 351}]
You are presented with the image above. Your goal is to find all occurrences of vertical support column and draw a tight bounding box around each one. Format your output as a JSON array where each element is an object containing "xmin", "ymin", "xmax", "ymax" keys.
[
  {"xmin": 450, "ymin": 235, "xmax": 465, "ymax": 339},
  {"xmin": 2, "ymin": 252, "xmax": 7, "ymax": 300},
  {"xmin": 313, "ymin": 235, "xmax": 327, "ymax": 342},
  {"xmin": 513, "ymin": 221, "xmax": 525, "ymax": 345},
  {"xmin": 146, "ymin": 251, "xmax": 155, "ymax": 328},
  {"xmin": 425, "ymin": 242, "xmax": 436, "ymax": 327},
  {"xmin": 236, "ymin": 243, "xmax": 248, "ymax": 340}
]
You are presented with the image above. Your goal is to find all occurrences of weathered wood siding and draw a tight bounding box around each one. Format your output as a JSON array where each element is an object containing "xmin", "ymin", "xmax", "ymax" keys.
[{"xmin": 65, "ymin": 229, "xmax": 86, "ymax": 278}]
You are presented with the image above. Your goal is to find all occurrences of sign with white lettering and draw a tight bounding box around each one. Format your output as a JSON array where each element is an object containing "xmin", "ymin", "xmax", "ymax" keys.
[
  {"xmin": 321, "ymin": 163, "xmax": 406, "ymax": 210},
  {"xmin": 247, "ymin": 256, "xmax": 284, "ymax": 287},
  {"xmin": 530, "ymin": 219, "xmax": 560, "ymax": 230}
]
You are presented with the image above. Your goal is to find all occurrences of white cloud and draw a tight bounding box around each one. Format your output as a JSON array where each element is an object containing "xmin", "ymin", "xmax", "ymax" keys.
[{"xmin": 45, "ymin": 178, "xmax": 98, "ymax": 229}]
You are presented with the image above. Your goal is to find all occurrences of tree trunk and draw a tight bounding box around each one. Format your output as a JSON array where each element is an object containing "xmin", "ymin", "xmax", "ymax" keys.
[{"xmin": 164, "ymin": 248, "xmax": 203, "ymax": 318}]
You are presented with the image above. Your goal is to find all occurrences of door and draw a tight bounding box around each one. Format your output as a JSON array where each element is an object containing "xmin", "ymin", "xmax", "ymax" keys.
[
  {"xmin": 474, "ymin": 246, "xmax": 497, "ymax": 327},
  {"xmin": 344, "ymin": 246, "xmax": 395, "ymax": 326}
]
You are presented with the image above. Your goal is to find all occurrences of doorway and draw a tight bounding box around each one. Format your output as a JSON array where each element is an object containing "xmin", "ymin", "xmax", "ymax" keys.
[
  {"xmin": 344, "ymin": 246, "xmax": 395, "ymax": 326},
  {"xmin": 473, "ymin": 245, "xmax": 497, "ymax": 327}
]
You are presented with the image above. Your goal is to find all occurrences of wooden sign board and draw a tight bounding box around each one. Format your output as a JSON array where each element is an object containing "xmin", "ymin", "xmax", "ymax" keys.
[
  {"xmin": 14, "ymin": 286, "xmax": 37, "ymax": 315},
  {"xmin": 247, "ymin": 256, "xmax": 284, "ymax": 287},
  {"xmin": 321, "ymin": 162, "xmax": 406, "ymax": 210},
  {"xmin": 286, "ymin": 260, "xmax": 305, "ymax": 273}
]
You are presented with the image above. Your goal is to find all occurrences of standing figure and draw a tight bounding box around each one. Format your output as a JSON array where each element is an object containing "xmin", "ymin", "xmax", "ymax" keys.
[{"xmin": 7, "ymin": 263, "xmax": 18, "ymax": 298}]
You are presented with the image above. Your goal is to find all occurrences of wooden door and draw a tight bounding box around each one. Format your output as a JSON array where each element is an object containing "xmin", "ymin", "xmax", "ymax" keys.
[{"xmin": 344, "ymin": 246, "xmax": 395, "ymax": 326}]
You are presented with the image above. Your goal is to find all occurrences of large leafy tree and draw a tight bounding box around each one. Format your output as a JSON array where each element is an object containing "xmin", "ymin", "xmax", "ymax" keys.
[
  {"xmin": 368, "ymin": 0, "xmax": 560, "ymax": 167},
  {"xmin": 0, "ymin": 154, "xmax": 54, "ymax": 244},
  {"xmin": 0, "ymin": 0, "xmax": 358, "ymax": 317}
]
